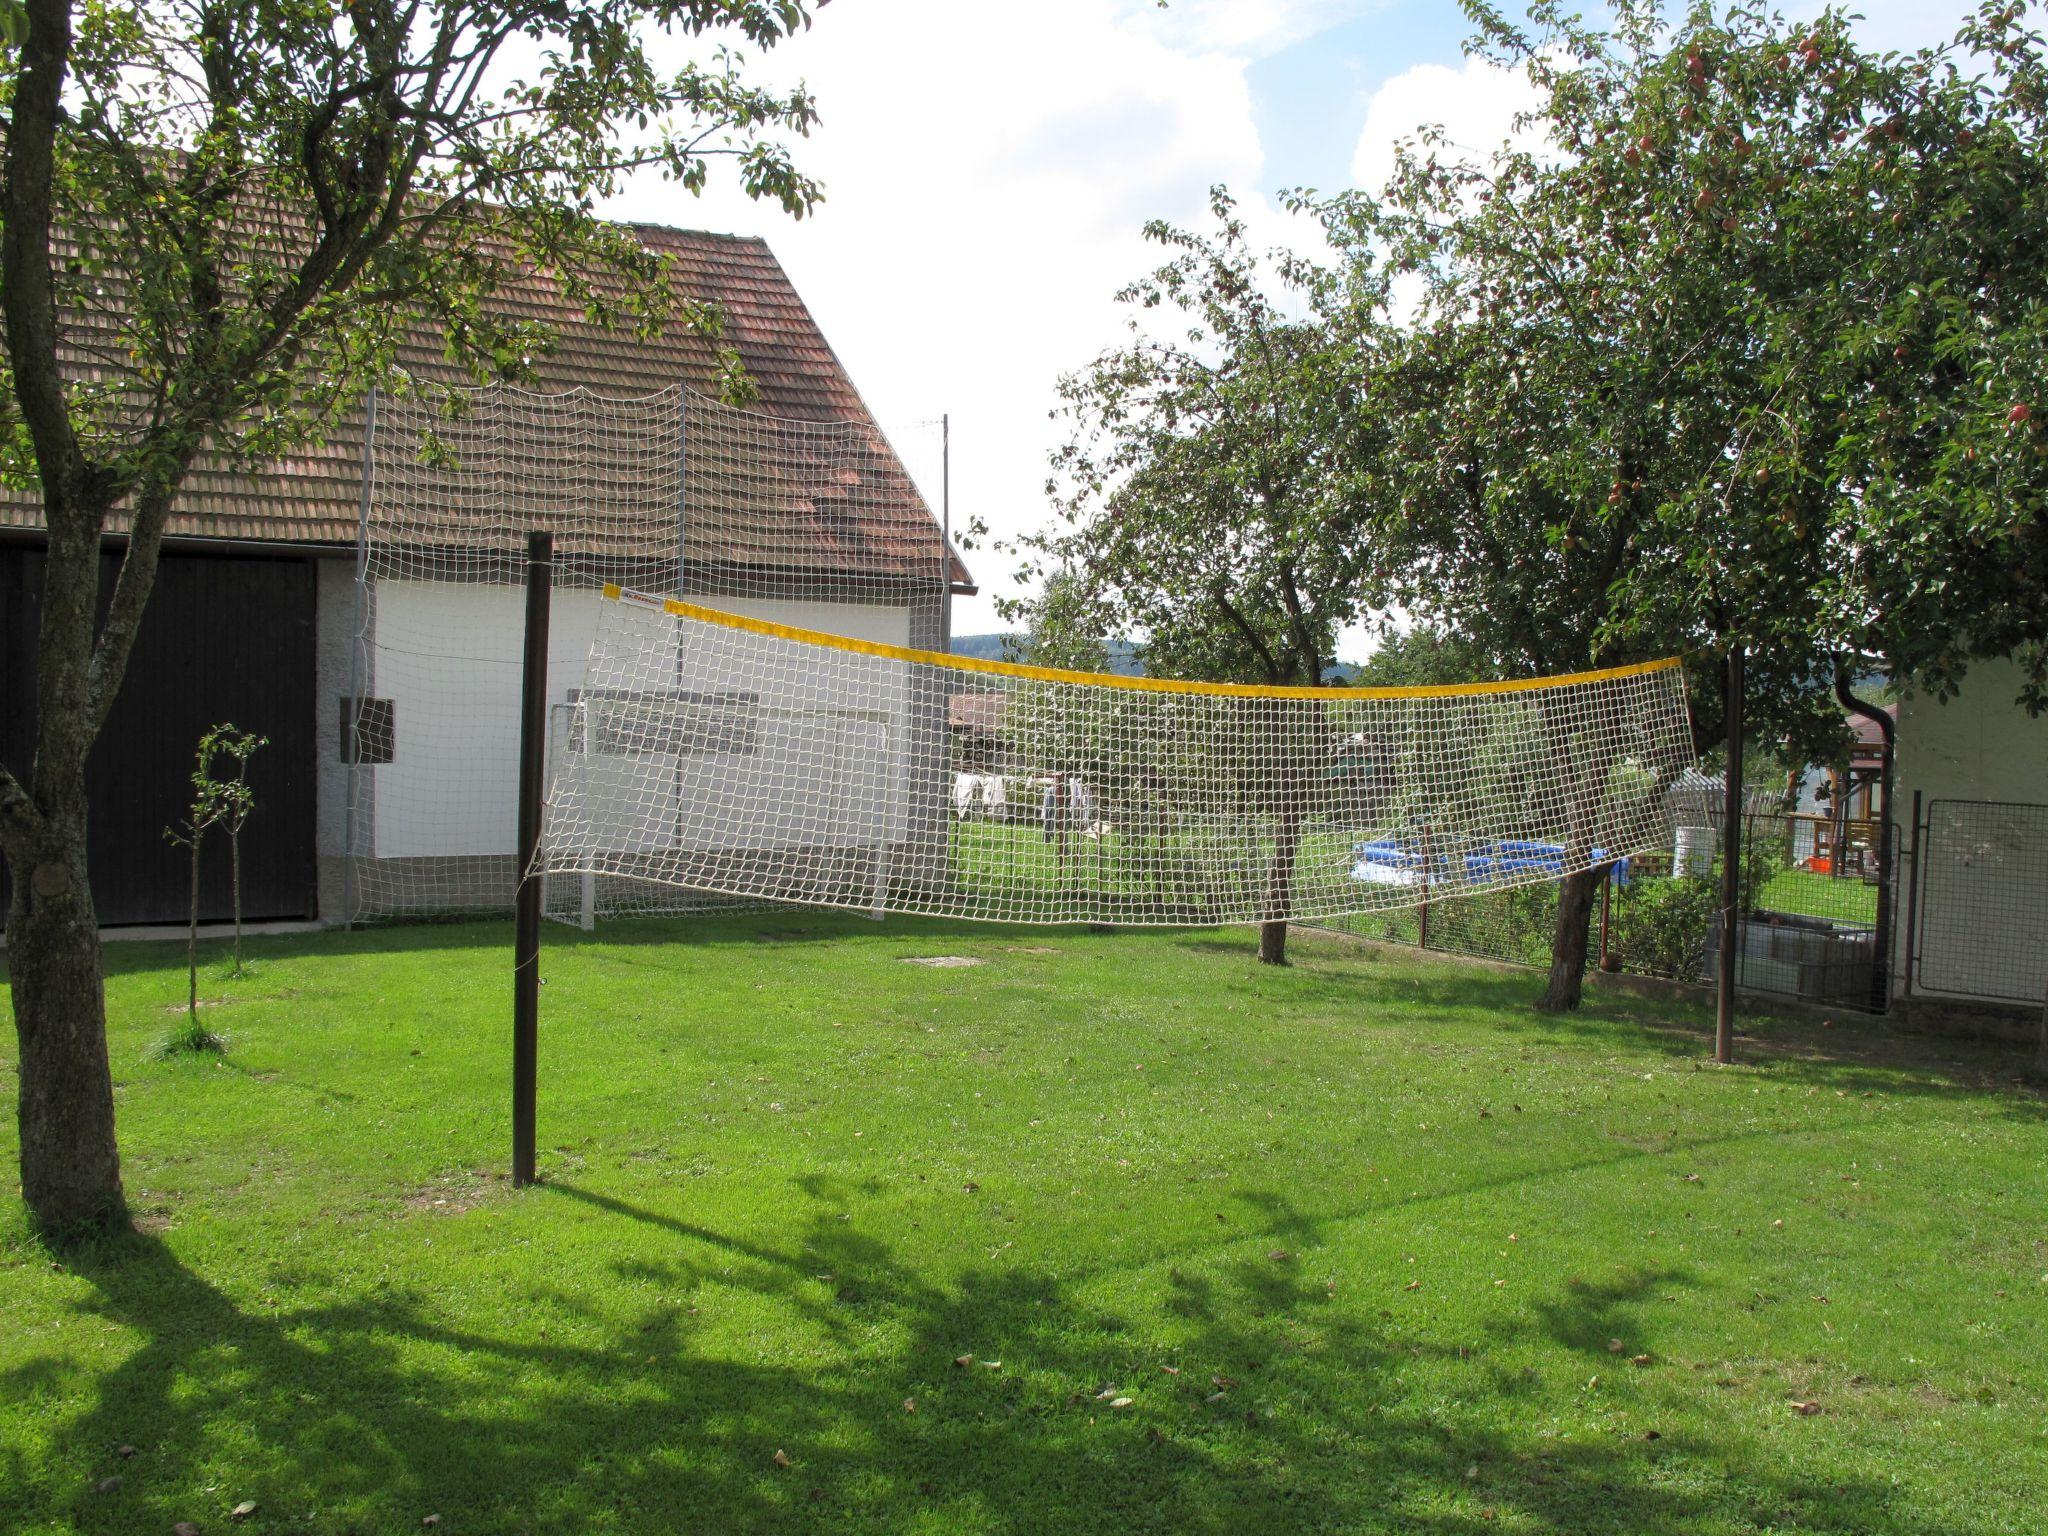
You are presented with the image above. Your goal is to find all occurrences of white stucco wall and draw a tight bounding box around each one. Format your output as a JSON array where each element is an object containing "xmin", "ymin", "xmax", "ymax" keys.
[
  {"xmin": 1893, "ymin": 658, "xmax": 2048, "ymax": 808},
  {"xmin": 359, "ymin": 581, "xmax": 915, "ymax": 861},
  {"xmin": 1893, "ymin": 657, "xmax": 2048, "ymax": 1005}
]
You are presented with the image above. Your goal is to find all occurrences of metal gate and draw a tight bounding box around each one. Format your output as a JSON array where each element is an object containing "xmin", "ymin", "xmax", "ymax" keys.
[
  {"xmin": 1910, "ymin": 799, "xmax": 2048, "ymax": 1004},
  {"xmin": 1701, "ymin": 812, "xmax": 1896, "ymax": 1015}
]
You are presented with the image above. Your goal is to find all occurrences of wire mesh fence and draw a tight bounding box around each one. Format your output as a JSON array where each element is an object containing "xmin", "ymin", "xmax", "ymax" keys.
[
  {"xmin": 1912, "ymin": 799, "xmax": 2048, "ymax": 1005},
  {"xmin": 1314, "ymin": 809, "xmax": 1896, "ymax": 1013}
]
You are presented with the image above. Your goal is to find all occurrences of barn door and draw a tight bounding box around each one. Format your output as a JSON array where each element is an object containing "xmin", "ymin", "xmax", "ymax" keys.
[{"xmin": 0, "ymin": 547, "xmax": 318, "ymax": 925}]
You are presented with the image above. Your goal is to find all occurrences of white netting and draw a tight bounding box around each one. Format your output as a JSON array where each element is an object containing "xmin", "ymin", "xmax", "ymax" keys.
[
  {"xmin": 534, "ymin": 588, "xmax": 1698, "ymax": 928},
  {"xmin": 346, "ymin": 384, "xmax": 950, "ymax": 920}
]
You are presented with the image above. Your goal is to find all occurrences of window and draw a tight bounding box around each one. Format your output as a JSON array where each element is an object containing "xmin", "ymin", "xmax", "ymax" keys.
[{"xmin": 341, "ymin": 697, "xmax": 395, "ymax": 764}]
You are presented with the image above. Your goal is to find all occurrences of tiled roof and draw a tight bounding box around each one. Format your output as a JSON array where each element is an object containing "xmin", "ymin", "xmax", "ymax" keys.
[
  {"xmin": 0, "ymin": 221, "xmax": 971, "ymax": 589},
  {"xmin": 949, "ymin": 692, "xmax": 1010, "ymax": 735},
  {"xmin": 1847, "ymin": 703, "xmax": 1896, "ymax": 755}
]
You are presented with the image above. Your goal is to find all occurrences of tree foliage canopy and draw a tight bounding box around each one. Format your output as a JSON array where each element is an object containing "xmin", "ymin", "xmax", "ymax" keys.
[
  {"xmin": 1020, "ymin": 0, "xmax": 2048, "ymax": 1000},
  {"xmin": 1321, "ymin": 0, "xmax": 2048, "ymax": 729},
  {"xmin": 1012, "ymin": 188, "xmax": 1387, "ymax": 691}
]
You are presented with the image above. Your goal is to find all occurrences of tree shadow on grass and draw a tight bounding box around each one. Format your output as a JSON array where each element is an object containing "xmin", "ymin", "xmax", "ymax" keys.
[
  {"xmin": 32, "ymin": 1184, "xmax": 1974, "ymax": 1536},
  {"xmin": 1245, "ymin": 937, "xmax": 2044, "ymax": 1113}
]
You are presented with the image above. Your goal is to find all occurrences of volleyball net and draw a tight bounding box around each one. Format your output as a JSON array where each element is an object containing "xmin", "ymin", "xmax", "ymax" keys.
[{"xmin": 534, "ymin": 586, "xmax": 1697, "ymax": 928}]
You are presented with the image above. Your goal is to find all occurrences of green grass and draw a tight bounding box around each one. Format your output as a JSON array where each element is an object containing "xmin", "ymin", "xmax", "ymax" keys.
[
  {"xmin": 1757, "ymin": 869, "xmax": 1881, "ymax": 927},
  {"xmin": 946, "ymin": 817, "xmax": 1372, "ymax": 918},
  {"xmin": 3, "ymin": 914, "xmax": 2044, "ymax": 1535}
]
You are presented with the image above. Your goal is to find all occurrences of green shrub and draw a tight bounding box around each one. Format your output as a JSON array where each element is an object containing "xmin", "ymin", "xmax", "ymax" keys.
[
  {"xmin": 153, "ymin": 1013, "xmax": 225, "ymax": 1059},
  {"xmin": 1610, "ymin": 875, "xmax": 1718, "ymax": 983}
]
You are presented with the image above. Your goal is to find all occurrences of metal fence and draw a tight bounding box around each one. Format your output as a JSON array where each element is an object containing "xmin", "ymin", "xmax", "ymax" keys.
[
  {"xmin": 1690, "ymin": 812, "xmax": 1892, "ymax": 1014},
  {"xmin": 1910, "ymin": 799, "xmax": 2048, "ymax": 1005},
  {"xmin": 1316, "ymin": 810, "xmax": 1896, "ymax": 1014}
]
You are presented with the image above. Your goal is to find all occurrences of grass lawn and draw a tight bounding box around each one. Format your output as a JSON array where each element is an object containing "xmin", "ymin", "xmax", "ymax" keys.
[
  {"xmin": 3, "ymin": 913, "xmax": 2044, "ymax": 1534},
  {"xmin": 1756, "ymin": 870, "xmax": 1880, "ymax": 928}
]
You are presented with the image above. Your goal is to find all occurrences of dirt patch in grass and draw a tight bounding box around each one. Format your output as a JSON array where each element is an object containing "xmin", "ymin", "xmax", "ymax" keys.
[
  {"xmin": 157, "ymin": 987, "xmax": 300, "ymax": 1014},
  {"xmin": 900, "ymin": 955, "xmax": 985, "ymax": 968},
  {"xmin": 401, "ymin": 1170, "xmax": 509, "ymax": 1216}
]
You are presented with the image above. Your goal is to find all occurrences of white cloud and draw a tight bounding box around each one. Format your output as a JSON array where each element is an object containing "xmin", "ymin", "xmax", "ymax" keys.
[
  {"xmin": 1349, "ymin": 51, "xmax": 1548, "ymax": 198},
  {"xmin": 598, "ymin": 1, "xmax": 1349, "ymax": 632},
  {"xmin": 1158, "ymin": 0, "xmax": 1377, "ymax": 56}
]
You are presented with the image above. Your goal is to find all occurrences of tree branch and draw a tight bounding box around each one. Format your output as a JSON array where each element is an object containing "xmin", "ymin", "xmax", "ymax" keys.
[
  {"xmin": 2, "ymin": 0, "xmax": 99, "ymax": 525},
  {"xmin": 0, "ymin": 759, "xmax": 48, "ymax": 855}
]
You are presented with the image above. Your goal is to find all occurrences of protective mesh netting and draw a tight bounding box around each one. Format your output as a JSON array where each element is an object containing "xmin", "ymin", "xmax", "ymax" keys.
[
  {"xmin": 346, "ymin": 384, "xmax": 950, "ymax": 920},
  {"xmin": 534, "ymin": 587, "xmax": 1698, "ymax": 928}
]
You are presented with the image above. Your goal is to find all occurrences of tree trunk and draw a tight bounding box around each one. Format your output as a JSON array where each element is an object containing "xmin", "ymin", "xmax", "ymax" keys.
[
  {"xmin": 1258, "ymin": 807, "xmax": 1303, "ymax": 966},
  {"xmin": 187, "ymin": 834, "xmax": 202, "ymax": 1016},
  {"xmin": 1536, "ymin": 864, "xmax": 1607, "ymax": 1012},
  {"xmin": 231, "ymin": 830, "xmax": 243, "ymax": 976},
  {"xmin": 6, "ymin": 798, "xmax": 126, "ymax": 1234}
]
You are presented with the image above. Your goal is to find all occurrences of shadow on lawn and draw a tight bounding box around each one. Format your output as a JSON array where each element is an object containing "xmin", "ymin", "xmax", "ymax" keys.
[
  {"xmin": 1245, "ymin": 939, "xmax": 2046, "ymax": 1113},
  {"xmin": 41, "ymin": 1186, "xmax": 1965, "ymax": 1536}
]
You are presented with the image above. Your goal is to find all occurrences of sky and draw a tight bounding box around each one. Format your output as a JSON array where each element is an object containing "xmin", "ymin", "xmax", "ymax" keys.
[{"xmin": 599, "ymin": 0, "xmax": 1985, "ymax": 641}]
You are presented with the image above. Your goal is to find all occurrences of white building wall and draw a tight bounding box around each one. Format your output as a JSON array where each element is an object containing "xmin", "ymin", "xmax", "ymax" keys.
[
  {"xmin": 361, "ymin": 580, "xmax": 913, "ymax": 862},
  {"xmin": 1893, "ymin": 658, "xmax": 2048, "ymax": 807},
  {"xmin": 1893, "ymin": 657, "xmax": 2048, "ymax": 1006}
]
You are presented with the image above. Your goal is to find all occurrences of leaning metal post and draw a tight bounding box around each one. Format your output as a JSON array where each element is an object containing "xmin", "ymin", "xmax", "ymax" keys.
[{"xmin": 512, "ymin": 530, "xmax": 554, "ymax": 1186}]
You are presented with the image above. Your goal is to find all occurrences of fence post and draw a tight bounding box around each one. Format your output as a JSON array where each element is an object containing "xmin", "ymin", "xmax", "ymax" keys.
[
  {"xmin": 1901, "ymin": 789, "xmax": 1923, "ymax": 1008},
  {"xmin": 1417, "ymin": 821, "xmax": 1432, "ymax": 950},
  {"xmin": 1715, "ymin": 645, "xmax": 1744, "ymax": 1065},
  {"xmin": 1599, "ymin": 871, "xmax": 1615, "ymax": 971}
]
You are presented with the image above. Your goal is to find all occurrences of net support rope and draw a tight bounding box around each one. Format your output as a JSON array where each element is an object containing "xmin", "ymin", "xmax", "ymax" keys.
[{"xmin": 532, "ymin": 585, "xmax": 1698, "ymax": 928}]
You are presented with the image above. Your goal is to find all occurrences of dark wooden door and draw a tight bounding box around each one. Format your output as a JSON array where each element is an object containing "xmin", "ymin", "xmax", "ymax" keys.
[{"xmin": 0, "ymin": 547, "xmax": 318, "ymax": 925}]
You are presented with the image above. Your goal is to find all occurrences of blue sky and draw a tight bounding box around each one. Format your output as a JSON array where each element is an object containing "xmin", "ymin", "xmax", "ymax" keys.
[
  {"xmin": 605, "ymin": 1, "xmax": 1987, "ymax": 636},
  {"xmin": 1250, "ymin": 4, "xmax": 1474, "ymax": 194}
]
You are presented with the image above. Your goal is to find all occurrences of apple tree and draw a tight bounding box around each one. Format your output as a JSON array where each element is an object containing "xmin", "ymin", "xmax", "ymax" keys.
[
  {"xmin": 1318, "ymin": 0, "xmax": 2048, "ymax": 1008},
  {"xmin": 1, "ymin": 0, "xmax": 824, "ymax": 1235},
  {"xmin": 1014, "ymin": 188, "xmax": 1393, "ymax": 964}
]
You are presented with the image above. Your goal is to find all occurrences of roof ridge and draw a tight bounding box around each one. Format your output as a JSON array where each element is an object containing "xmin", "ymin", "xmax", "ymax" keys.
[{"xmin": 624, "ymin": 221, "xmax": 772, "ymax": 246}]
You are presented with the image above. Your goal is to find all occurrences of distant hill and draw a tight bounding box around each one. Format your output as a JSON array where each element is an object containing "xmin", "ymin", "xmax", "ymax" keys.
[
  {"xmin": 952, "ymin": 633, "xmax": 1356, "ymax": 683},
  {"xmin": 950, "ymin": 633, "xmax": 1145, "ymax": 676}
]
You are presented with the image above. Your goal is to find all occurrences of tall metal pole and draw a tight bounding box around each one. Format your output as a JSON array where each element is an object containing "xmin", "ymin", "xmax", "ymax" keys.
[
  {"xmin": 1902, "ymin": 788, "xmax": 1924, "ymax": 1004},
  {"xmin": 341, "ymin": 386, "xmax": 378, "ymax": 930},
  {"xmin": 940, "ymin": 412, "xmax": 952, "ymax": 653},
  {"xmin": 1417, "ymin": 821, "xmax": 1432, "ymax": 951},
  {"xmin": 512, "ymin": 530, "xmax": 553, "ymax": 1186},
  {"xmin": 1715, "ymin": 643, "xmax": 1744, "ymax": 1065}
]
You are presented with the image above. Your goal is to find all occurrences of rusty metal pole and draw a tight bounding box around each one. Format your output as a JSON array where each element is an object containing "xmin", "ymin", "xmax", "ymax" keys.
[
  {"xmin": 512, "ymin": 530, "xmax": 553, "ymax": 1186},
  {"xmin": 1715, "ymin": 645, "xmax": 1744, "ymax": 1065},
  {"xmin": 1417, "ymin": 822, "xmax": 1432, "ymax": 950}
]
